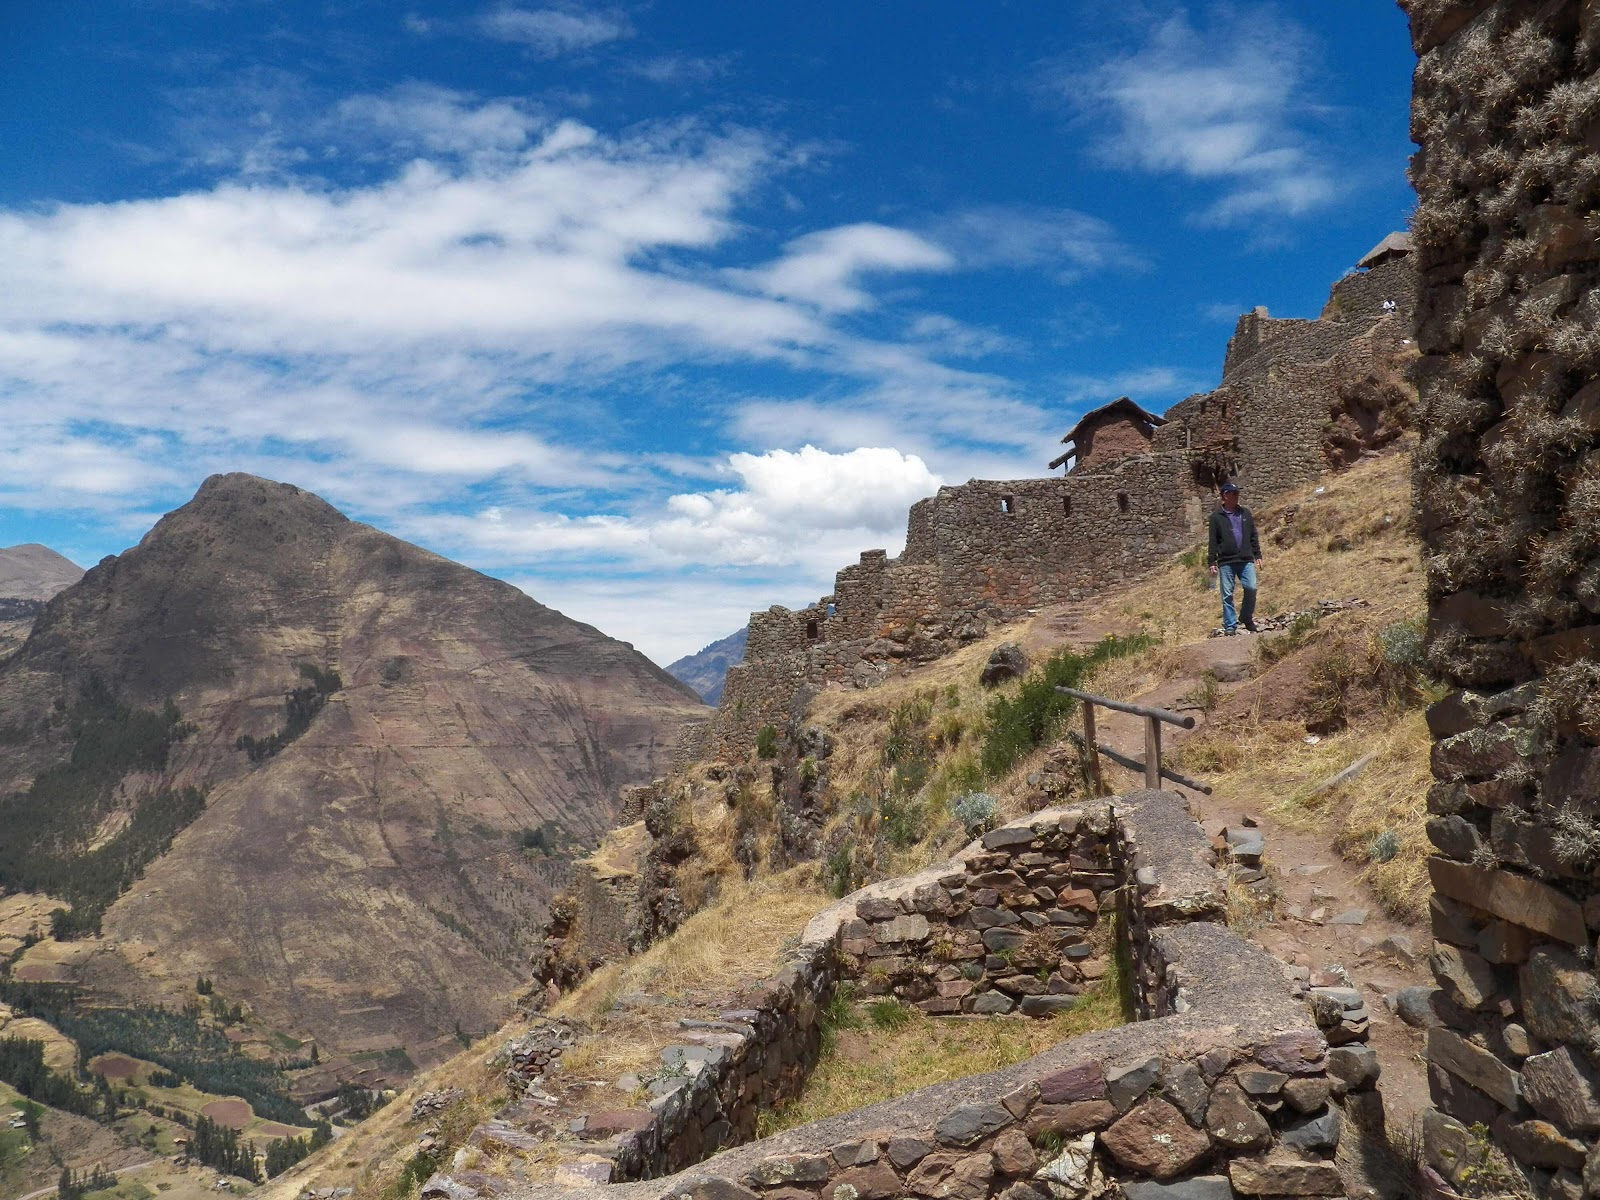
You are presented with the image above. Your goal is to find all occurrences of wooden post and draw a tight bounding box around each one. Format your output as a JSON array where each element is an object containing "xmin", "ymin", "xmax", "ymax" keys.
[
  {"xmin": 1144, "ymin": 715, "xmax": 1161, "ymax": 789},
  {"xmin": 1082, "ymin": 702, "xmax": 1103, "ymax": 795}
]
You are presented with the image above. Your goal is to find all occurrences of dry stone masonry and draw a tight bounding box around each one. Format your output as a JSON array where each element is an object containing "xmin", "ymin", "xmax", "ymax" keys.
[
  {"xmin": 1406, "ymin": 1, "xmax": 1600, "ymax": 1196},
  {"xmin": 453, "ymin": 790, "xmax": 1378, "ymax": 1200},
  {"xmin": 709, "ymin": 250, "xmax": 1418, "ymax": 759}
]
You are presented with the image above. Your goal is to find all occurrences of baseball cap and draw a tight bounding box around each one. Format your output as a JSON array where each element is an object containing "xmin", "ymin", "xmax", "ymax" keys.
[{"xmin": 1220, "ymin": 482, "xmax": 1240, "ymax": 494}]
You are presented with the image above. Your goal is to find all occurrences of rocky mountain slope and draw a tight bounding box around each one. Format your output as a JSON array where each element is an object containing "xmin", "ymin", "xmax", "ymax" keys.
[
  {"xmin": 0, "ymin": 544, "xmax": 82, "ymax": 602},
  {"xmin": 665, "ymin": 626, "xmax": 746, "ymax": 704},
  {"xmin": 0, "ymin": 474, "xmax": 706, "ymax": 1070},
  {"xmin": 0, "ymin": 543, "xmax": 83, "ymax": 657}
]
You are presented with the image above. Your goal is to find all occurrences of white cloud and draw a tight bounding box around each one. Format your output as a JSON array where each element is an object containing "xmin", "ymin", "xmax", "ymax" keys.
[
  {"xmin": 334, "ymin": 85, "xmax": 540, "ymax": 156},
  {"xmin": 929, "ymin": 204, "xmax": 1135, "ymax": 279},
  {"xmin": 738, "ymin": 223, "xmax": 953, "ymax": 312},
  {"xmin": 409, "ymin": 445, "xmax": 940, "ymax": 574},
  {"xmin": 1067, "ymin": 6, "xmax": 1337, "ymax": 226},
  {"xmin": 477, "ymin": 5, "xmax": 631, "ymax": 56}
]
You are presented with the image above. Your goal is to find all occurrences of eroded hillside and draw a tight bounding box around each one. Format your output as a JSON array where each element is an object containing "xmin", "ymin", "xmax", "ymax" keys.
[{"xmin": 0, "ymin": 474, "xmax": 706, "ymax": 1079}]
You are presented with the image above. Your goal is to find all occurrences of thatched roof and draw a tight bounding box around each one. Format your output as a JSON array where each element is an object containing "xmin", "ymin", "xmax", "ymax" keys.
[{"xmin": 1357, "ymin": 232, "xmax": 1413, "ymax": 270}]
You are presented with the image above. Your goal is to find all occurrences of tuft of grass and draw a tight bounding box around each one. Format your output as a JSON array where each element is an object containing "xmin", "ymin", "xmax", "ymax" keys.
[{"xmin": 865, "ymin": 998, "xmax": 913, "ymax": 1031}]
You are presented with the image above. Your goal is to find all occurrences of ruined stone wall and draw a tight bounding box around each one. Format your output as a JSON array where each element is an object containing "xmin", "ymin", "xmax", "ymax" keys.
[
  {"xmin": 506, "ymin": 790, "xmax": 1374, "ymax": 1200},
  {"xmin": 915, "ymin": 453, "xmax": 1206, "ymax": 613},
  {"xmin": 1405, "ymin": 1, "xmax": 1600, "ymax": 1197}
]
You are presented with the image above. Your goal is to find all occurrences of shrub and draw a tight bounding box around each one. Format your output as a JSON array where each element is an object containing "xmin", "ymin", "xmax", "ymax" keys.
[
  {"xmin": 822, "ymin": 839, "xmax": 858, "ymax": 899},
  {"xmin": 951, "ymin": 791, "xmax": 999, "ymax": 837},
  {"xmin": 755, "ymin": 724, "xmax": 779, "ymax": 759},
  {"xmin": 981, "ymin": 634, "xmax": 1155, "ymax": 777},
  {"xmin": 879, "ymin": 792, "xmax": 926, "ymax": 849}
]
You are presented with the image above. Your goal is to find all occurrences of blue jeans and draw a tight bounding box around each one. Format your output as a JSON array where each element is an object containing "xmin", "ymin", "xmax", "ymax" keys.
[{"xmin": 1219, "ymin": 562, "xmax": 1258, "ymax": 632}]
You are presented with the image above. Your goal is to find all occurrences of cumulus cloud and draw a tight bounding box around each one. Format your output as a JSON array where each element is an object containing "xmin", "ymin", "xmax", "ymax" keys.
[
  {"xmin": 1065, "ymin": 6, "xmax": 1337, "ymax": 225},
  {"xmin": 413, "ymin": 445, "xmax": 940, "ymax": 570},
  {"xmin": 476, "ymin": 5, "xmax": 631, "ymax": 55},
  {"xmin": 738, "ymin": 223, "xmax": 953, "ymax": 312}
]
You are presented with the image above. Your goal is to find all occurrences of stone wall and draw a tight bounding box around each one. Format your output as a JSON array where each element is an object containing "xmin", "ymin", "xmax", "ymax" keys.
[
  {"xmin": 836, "ymin": 806, "xmax": 1123, "ymax": 1019},
  {"xmin": 489, "ymin": 790, "xmax": 1376, "ymax": 1199},
  {"xmin": 1404, "ymin": 1, "xmax": 1600, "ymax": 1197}
]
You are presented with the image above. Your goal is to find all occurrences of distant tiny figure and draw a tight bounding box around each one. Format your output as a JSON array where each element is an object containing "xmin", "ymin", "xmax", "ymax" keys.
[
  {"xmin": 1208, "ymin": 482, "xmax": 1262, "ymax": 635},
  {"xmin": 1381, "ymin": 299, "xmax": 1397, "ymax": 313}
]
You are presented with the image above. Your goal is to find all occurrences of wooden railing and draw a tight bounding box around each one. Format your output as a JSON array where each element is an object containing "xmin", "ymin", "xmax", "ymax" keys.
[{"xmin": 1054, "ymin": 686, "xmax": 1212, "ymax": 795}]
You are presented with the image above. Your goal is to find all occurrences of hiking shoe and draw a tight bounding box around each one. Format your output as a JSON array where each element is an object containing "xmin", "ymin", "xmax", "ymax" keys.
[
  {"xmin": 1224, "ymin": 628, "xmax": 1238, "ymax": 636},
  {"xmin": 1243, "ymin": 622, "xmax": 1259, "ymax": 633}
]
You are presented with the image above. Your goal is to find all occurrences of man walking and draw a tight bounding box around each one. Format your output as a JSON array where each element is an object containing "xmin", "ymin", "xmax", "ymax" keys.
[{"xmin": 1207, "ymin": 482, "xmax": 1262, "ymax": 635}]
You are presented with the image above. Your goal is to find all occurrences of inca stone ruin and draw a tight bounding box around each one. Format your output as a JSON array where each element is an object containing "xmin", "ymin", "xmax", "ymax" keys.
[{"xmin": 709, "ymin": 245, "xmax": 1419, "ymax": 759}]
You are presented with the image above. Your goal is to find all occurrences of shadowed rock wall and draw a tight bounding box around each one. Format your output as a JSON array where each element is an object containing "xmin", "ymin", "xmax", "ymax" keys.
[{"xmin": 1405, "ymin": 1, "xmax": 1600, "ymax": 1196}]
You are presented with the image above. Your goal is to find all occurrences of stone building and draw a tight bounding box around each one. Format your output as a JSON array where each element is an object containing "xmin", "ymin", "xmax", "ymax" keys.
[
  {"xmin": 1048, "ymin": 397, "xmax": 1166, "ymax": 473},
  {"xmin": 708, "ymin": 241, "xmax": 1418, "ymax": 758},
  {"xmin": 1404, "ymin": 2, "xmax": 1600, "ymax": 1197}
]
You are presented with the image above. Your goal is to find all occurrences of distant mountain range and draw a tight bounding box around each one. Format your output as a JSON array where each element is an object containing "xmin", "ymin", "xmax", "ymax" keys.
[
  {"xmin": 666, "ymin": 625, "xmax": 747, "ymax": 704},
  {"xmin": 0, "ymin": 474, "xmax": 706, "ymax": 1077}
]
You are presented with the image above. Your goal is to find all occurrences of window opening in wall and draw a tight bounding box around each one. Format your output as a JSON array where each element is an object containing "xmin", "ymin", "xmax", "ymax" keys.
[
  {"xmin": 1199, "ymin": 399, "xmax": 1208, "ymax": 414},
  {"xmin": 806, "ymin": 619, "xmax": 819, "ymax": 640},
  {"xmin": 1000, "ymin": 495, "xmax": 1015, "ymax": 514},
  {"xmin": 1117, "ymin": 492, "xmax": 1130, "ymax": 513},
  {"xmin": 1063, "ymin": 495, "xmax": 1072, "ymax": 517}
]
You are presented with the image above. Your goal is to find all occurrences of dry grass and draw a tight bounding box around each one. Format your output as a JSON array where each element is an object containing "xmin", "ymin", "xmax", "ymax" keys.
[
  {"xmin": 1099, "ymin": 447, "xmax": 1424, "ymax": 643},
  {"xmin": 554, "ymin": 868, "xmax": 826, "ymax": 1020},
  {"xmin": 1178, "ymin": 707, "xmax": 1434, "ymax": 921},
  {"xmin": 764, "ymin": 963, "xmax": 1128, "ymax": 1134}
]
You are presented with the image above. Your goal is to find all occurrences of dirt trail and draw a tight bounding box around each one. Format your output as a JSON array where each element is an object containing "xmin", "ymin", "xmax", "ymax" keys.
[{"xmin": 1038, "ymin": 601, "xmax": 1433, "ymax": 1144}]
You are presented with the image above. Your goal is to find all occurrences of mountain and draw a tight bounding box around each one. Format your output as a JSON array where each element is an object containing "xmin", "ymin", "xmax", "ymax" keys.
[
  {"xmin": 0, "ymin": 474, "xmax": 706, "ymax": 1074},
  {"xmin": 666, "ymin": 626, "xmax": 748, "ymax": 704},
  {"xmin": 0, "ymin": 544, "xmax": 83, "ymax": 602}
]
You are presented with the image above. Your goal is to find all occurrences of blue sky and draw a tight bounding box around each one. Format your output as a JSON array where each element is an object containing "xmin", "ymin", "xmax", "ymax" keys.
[{"xmin": 0, "ymin": 1, "xmax": 1417, "ymax": 664}]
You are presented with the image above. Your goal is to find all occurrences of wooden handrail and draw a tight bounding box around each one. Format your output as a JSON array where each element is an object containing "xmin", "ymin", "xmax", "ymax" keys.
[
  {"xmin": 1053, "ymin": 686, "xmax": 1196, "ymax": 730},
  {"xmin": 1067, "ymin": 732, "xmax": 1214, "ymax": 795}
]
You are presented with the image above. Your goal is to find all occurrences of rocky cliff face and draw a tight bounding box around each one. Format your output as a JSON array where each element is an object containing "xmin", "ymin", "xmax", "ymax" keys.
[{"xmin": 0, "ymin": 474, "xmax": 706, "ymax": 1068}]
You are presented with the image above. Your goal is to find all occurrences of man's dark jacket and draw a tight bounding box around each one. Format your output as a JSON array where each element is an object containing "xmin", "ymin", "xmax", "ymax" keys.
[{"xmin": 1207, "ymin": 505, "xmax": 1261, "ymax": 568}]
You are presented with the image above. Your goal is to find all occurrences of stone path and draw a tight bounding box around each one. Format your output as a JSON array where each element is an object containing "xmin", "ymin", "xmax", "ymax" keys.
[{"xmin": 1040, "ymin": 605, "xmax": 1435, "ymax": 1150}]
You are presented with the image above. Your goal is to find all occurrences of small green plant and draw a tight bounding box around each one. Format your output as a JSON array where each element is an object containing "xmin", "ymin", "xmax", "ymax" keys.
[
  {"xmin": 879, "ymin": 791, "xmax": 927, "ymax": 848},
  {"xmin": 951, "ymin": 790, "xmax": 999, "ymax": 836},
  {"xmin": 755, "ymin": 724, "xmax": 779, "ymax": 759},
  {"xmin": 822, "ymin": 839, "xmax": 858, "ymax": 898},
  {"xmin": 1181, "ymin": 670, "xmax": 1221, "ymax": 714},
  {"xmin": 1369, "ymin": 829, "xmax": 1401, "ymax": 863},
  {"xmin": 1258, "ymin": 610, "xmax": 1322, "ymax": 665},
  {"xmin": 866, "ymin": 998, "xmax": 914, "ymax": 1031}
]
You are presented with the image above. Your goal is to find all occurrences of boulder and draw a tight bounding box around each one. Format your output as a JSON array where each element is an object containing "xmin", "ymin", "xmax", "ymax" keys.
[
  {"xmin": 1203, "ymin": 1082, "xmax": 1270, "ymax": 1149},
  {"xmin": 1228, "ymin": 1156, "xmax": 1345, "ymax": 1196},
  {"xmin": 1431, "ymin": 942, "xmax": 1498, "ymax": 1010},
  {"xmin": 980, "ymin": 643, "xmax": 1029, "ymax": 688}
]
